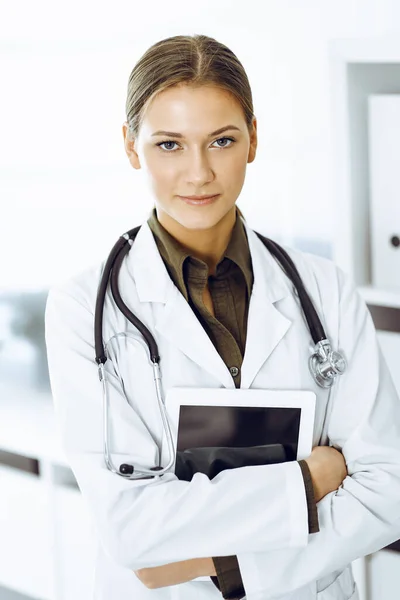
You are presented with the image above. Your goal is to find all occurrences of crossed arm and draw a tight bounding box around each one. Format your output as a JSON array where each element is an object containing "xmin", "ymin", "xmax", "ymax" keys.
[
  {"xmin": 134, "ymin": 459, "xmax": 318, "ymax": 592},
  {"xmin": 134, "ymin": 557, "xmax": 216, "ymax": 589}
]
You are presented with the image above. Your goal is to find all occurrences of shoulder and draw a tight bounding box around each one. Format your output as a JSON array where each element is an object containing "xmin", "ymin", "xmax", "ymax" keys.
[
  {"xmin": 46, "ymin": 259, "xmax": 106, "ymax": 316},
  {"xmin": 254, "ymin": 234, "xmax": 346, "ymax": 304},
  {"xmin": 277, "ymin": 244, "xmax": 370, "ymax": 349},
  {"xmin": 262, "ymin": 240, "xmax": 361, "ymax": 343},
  {"xmin": 246, "ymin": 223, "xmax": 346, "ymax": 302},
  {"xmin": 282, "ymin": 245, "xmax": 343, "ymax": 294},
  {"xmin": 282, "ymin": 245, "xmax": 359, "ymax": 311}
]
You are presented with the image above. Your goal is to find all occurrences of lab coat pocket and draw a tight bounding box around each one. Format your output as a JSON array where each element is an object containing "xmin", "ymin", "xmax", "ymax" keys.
[
  {"xmin": 169, "ymin": 580, "xmax": 222, "ymax": 600},
  {"xmin": 316, "ymin": 564, "xmax": 358, "ymax": 600}
]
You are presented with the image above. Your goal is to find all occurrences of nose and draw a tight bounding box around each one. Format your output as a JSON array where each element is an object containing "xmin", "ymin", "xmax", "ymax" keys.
[{"xmin": 184, "ymin": 148, "xmax": 215, "ymax": 186}]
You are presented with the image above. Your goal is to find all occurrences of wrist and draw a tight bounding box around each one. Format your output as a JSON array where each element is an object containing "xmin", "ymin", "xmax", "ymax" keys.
[
  {"xmin": 194, "ymin": 557, "xmax": 216, "ymax": 577},
  {"xmin": 304, "ymin": 458, "xmax": 322, "ymax": 503}
]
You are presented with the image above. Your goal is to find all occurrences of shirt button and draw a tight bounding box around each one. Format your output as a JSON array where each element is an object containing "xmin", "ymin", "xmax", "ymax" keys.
[{"xmin": 230, "ymin": 366, "xmax": 240, "ymax": 377}]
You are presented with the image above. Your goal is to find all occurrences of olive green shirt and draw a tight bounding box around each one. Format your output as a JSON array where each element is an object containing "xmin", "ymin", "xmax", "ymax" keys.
[{"xmin": 147, "ymin": 206, "xmax": 319, "ymax": 600}]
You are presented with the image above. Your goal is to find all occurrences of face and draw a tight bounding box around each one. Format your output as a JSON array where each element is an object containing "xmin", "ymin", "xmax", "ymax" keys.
[{"xmin": 122, "ymin": 84, "xmax": 257, "ymax": 232}]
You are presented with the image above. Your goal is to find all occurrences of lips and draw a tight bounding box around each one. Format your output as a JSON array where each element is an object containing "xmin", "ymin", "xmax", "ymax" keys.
[
  {"xmin": 178, "ymin": 194, "xmax": 220, "ymax": 206},
  {"xmin": 181, "ymin": 195, "xmax": 219, "ymax": 200}
]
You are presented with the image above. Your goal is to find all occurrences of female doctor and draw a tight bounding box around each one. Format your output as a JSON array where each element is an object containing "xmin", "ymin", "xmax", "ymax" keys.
[{"xmin": 45, "ymin": 34, "xmax": 400, "ymax": 600}]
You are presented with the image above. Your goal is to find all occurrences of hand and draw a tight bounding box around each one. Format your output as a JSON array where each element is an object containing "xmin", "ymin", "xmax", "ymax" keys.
[
  {"xmin": 134, "ymin": 557, "xmax": 216, "ymax": 589},
  {"xmin": 305, "ymin": 445, "xmax": 348, "ymax": 503}
]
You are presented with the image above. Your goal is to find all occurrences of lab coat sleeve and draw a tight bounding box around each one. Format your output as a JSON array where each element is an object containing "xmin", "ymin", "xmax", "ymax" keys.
[
  {"xmin": 44, "ymin": 284, "xmax": 310, "ymax": 571},
  {"xmin": 236, "ymin": 267, "xmax": 400, "ymax": 599}
]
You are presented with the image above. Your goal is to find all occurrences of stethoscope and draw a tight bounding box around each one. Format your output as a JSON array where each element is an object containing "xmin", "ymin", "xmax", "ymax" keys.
[{"xmin": 94, "ymin": 224, "xmax": 347, "ymax": 480}]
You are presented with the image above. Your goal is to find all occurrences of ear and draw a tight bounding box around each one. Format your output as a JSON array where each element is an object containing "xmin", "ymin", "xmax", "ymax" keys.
[
  {"xmin": 247, "ymin": 117, "xmax": 257, "ymax": 164},
  {"xmin": 122, "ymin": 122, "xmax": 141, "ymax": 170}
]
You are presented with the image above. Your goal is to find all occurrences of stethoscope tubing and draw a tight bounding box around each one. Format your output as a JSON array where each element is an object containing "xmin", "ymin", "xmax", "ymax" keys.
[
  {"xmin": 94, "ymin": 223, "xmax": 345, "ymax": 480},
  {"xmin": 95, "ymin": 228, "xmax": 326, "ymax": 366}
]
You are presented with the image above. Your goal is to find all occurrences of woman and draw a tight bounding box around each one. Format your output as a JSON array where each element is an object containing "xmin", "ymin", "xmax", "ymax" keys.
[{"xmin": 45, "ymin": 34, "xmax": 400, "ymax": 600}]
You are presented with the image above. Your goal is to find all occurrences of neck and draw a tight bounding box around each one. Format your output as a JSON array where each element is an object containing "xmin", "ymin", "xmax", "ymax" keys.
[{"xmin": 155, "ymin": 206, "xmax": 237, "ymax": 276}]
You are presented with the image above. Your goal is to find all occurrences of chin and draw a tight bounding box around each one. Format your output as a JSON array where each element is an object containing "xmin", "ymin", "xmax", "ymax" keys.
[
  {"xmin": 173, "ymin": 201, "xmax": 235, "ymax": 228},
  {"xmin": 174, "ymin": 209, "xmax": 228, "ymax": 231}
]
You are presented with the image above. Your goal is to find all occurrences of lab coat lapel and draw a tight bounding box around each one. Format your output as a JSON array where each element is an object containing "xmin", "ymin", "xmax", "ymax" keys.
[
  {"xmin": 129, "ymin": 221, "xmax": 235, "ymax": 389},
  {"xmin": 158, "ymin": 285, "xmax": 235, "ymax": 388},
  {"xmin": 129, "ymin": 218, "xmax": 293, "ymax": 390},
  {"xmin": 240, "ymin": 223, "xmax": 292, "ymax": 389}
]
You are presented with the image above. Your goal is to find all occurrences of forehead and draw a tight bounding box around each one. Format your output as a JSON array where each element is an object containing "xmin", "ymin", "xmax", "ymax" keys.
[{"xmin": 141, "ymin": 84, "xmax": 244, "ymax": 132}]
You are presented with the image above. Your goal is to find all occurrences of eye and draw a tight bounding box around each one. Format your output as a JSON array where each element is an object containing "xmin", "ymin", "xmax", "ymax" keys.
[
  {"xmin": 156, "ymin": 140, "xmax": 179, "ymax": 151},
  {"xmin": 155, "ymin": 136, "xmax": 236, "ymax": 152},
  {"xmin": 212, "ymin": 137, "xmax": 235, "ymax": 148}
]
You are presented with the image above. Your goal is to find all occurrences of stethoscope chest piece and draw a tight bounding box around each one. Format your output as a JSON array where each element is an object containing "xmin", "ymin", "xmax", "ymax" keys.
[{"xmin": 309, "ymin": 339, "xmax": 347, "ymax": 388}]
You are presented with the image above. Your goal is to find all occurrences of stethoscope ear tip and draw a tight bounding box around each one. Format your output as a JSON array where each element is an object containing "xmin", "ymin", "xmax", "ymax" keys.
[{"xmin": 119, "ymin": 463, "xmax": 134, "ymax": 475}]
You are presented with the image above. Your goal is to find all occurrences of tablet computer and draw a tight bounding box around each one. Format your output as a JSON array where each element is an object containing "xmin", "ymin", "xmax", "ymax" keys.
[
  {"xmin": 160, "ymin": 388, "xmax": 315, "ymax": 584},
  {"xmin": 160, "ymin": 387, "xmax": 316, "ymax": 468}
]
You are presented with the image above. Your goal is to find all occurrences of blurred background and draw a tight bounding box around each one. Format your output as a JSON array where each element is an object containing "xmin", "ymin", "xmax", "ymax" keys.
[{"xmin": 1, "ymin": 1, "xmax": 400, "ymax": 598}]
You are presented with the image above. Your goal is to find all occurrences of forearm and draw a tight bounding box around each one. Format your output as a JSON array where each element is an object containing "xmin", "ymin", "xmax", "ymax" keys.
[
  {"xmin": 236, "ymin": 470, "xmax": 400, "ymax": 598},
  {"xmin": 134, "ymin": 557, "xmax": 216, "ymax": 589},
  {"xmin": 86, "ymin": 460, "xmax": 309, "ymax": 570},
  {"xmin": 210, "ymin": 460, "xmax": 319, "ymax": 600}
]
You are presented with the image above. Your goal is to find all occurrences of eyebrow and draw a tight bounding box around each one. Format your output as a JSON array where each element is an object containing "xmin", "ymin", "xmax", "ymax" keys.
[{"xmin": 151, "ymin": 124, "xmax": 241, "ymax": 138}]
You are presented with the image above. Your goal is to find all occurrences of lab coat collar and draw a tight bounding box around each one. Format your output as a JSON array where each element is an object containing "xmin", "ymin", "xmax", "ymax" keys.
[
  {"xmin": 129, "ymin": 216, "xmax": 292, "ymax": 388},
  {"xmin": 240, "ymin": 219, "xmax": 292, "ymax": 388}
]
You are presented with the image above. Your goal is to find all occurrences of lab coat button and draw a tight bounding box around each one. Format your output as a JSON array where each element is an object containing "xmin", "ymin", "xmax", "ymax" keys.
[{"xmin": 230, "ymin": 366, "xmax": 240, "ymax": 377}]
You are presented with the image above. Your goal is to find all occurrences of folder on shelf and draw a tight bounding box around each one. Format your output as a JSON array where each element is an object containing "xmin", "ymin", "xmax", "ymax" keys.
[{"xmin": 368, "ymin": 95, "xmax": 400, "ymax": 290}]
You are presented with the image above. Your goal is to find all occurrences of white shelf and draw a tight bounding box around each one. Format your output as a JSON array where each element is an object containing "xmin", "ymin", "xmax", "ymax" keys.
[
  {"xmin": 358, "ymin": 285, "xmax": 400, "ymax": 308},
  {"xmin": 0, "ymin": 383, "xmax": 68, "ymax": 466},
  {"xmin": 330, "ymin": 36, "xmax": 400, "ymax": 62},
  {"xmin": 0, "ymin": 383, "xmax": 96, "ymax": 600},
  {"xmin": 0, "ymin": 465, "xmax": 55, "ymax": 599}
]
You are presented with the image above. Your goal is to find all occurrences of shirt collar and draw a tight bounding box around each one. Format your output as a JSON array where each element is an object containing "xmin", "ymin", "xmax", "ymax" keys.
[{"xmin": 147, "ymin": 206, "xmax": 253, "ymax": 299}]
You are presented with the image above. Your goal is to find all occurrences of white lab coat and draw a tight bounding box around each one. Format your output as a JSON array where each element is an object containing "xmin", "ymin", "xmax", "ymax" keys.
[{"xmin": 44, "ymin": 215, "xmax": 400, "ymax": 600}]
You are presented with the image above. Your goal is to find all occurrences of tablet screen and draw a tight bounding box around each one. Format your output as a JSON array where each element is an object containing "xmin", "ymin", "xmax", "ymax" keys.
[{"xmin": 177, "ymin": 405, "xmax": 301, "ymax": 457}]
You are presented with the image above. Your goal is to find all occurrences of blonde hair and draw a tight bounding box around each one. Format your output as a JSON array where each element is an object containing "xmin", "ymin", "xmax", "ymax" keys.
[{"xmin": 125, "ymin": 34, "xmax": 255, "ymax": 140}]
